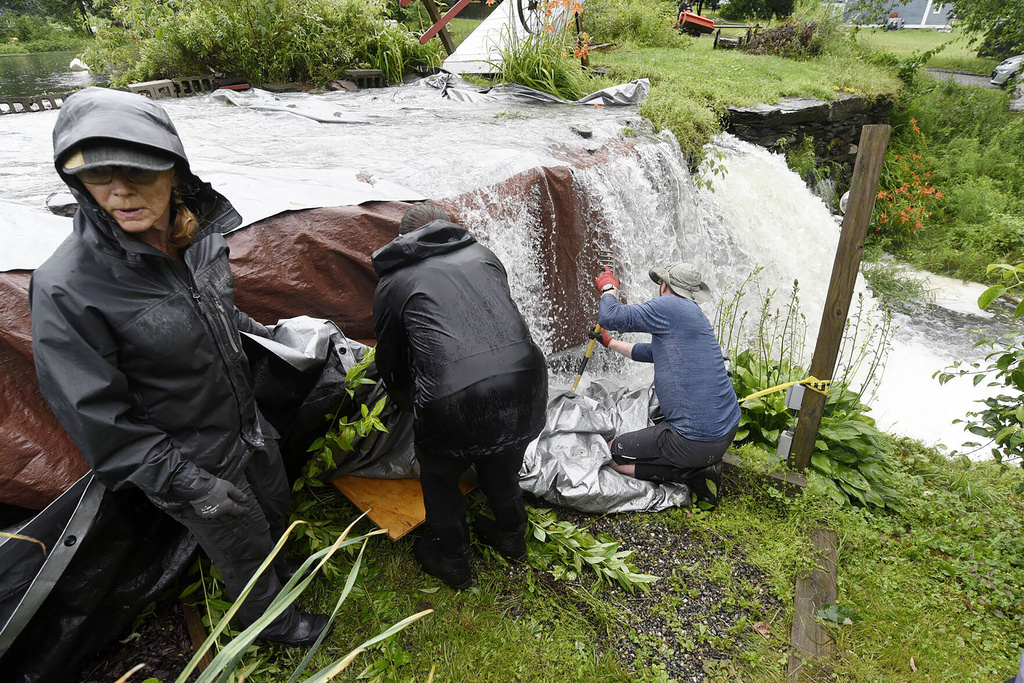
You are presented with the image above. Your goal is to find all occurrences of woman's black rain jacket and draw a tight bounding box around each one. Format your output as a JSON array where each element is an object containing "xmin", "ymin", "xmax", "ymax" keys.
[
  {"xmin": 371, "ymin": 220, "xmax": 548, "ymax": 458},
  {"xmin": 30, "ymin": 87, "xmax": 266, "ymax": 502}
]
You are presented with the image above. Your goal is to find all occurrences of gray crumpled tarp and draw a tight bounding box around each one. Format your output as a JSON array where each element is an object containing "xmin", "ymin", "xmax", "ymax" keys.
[
  {"xmin": 260, "ymin": 322, "xmax": 688, "ymax": 512},
  {"xmin": 427, "ymin": 72, "xmax": 651, "ymax": 107},
  {"xmin": 520, "ymin": 380, "xmax": 691, "ymax": 513}
]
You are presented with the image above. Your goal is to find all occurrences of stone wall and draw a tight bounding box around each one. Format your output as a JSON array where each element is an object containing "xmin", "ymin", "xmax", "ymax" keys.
[{"xmin": 725, "ymin": 94, "xmax": 895, "ymax": 184}]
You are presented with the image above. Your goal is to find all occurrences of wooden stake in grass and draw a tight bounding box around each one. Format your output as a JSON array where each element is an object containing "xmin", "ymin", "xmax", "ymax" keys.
[{"xmin": 789, "ymin": 124, "xmax": 891, "ymax": 472}]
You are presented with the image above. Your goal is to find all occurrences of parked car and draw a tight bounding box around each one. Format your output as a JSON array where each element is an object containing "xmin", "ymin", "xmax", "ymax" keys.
[{"xmin": 991, "ymin": 54, "xmax": 1023, "ymax": 88}]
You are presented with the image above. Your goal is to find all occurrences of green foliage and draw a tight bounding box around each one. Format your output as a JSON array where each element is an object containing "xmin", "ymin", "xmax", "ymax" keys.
[
  {"xmin": 946, "ymin": 0, "xmax": 1024, "ymax": 59},
  {"xmin": 493, "ymin": 27, "xmax": 595, "ymax": 101},
  {"xmin": 934, "ymin": 266, "xmax": 1024, "ymax": 477},
  {"xmin": 525, "ymin": 507, "xmax": 660, "ymax": 591},
  {"xmin": 580, "ymin": 0, "xmax": 684, "ymax": 48},
  {"xmin": 296, "ymin": 347, "xmax": 388, "ymax": 492},
  {"xmin": 86, "ymin": 0, "xmax": 440, "ymax": 86},
  {"xmin": 0, "ymin": 13, "xmax": 90, "ymax": 43},
  {"xmin": 175, "ymin": 519, "xmax": 429, "ymax": 683},
  {"xmin": 860, "ymin": 259, "xmax": 932, "ymax": 309},
  {"xmin": 717, "ymin": 0, "xmax": 795, "ymax": 22},
  {"xmin": 874, "ymin": 79, "xmax": 1024, "ymax": 282},
  {"xmin": 716, "ymin": 272, "xmax": 900, "ymax": 509}
]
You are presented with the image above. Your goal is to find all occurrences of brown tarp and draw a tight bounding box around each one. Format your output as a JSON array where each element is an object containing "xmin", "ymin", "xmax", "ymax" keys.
[{"xmin": 0, "ymin": 145, "xmax": 635, "ymax": 509}]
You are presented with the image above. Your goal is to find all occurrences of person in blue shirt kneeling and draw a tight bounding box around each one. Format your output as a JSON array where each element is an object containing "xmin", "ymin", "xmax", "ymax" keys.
[{"xmin": 593, "ymin": 262, "xmax": 740, "ymax": 507}]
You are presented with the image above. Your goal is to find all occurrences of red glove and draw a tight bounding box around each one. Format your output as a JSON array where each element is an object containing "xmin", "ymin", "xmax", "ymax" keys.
[
  {"xmin": 588, "ymin": 328, "xmax": 612, "ymax": 347},
  {"xmin": 594, "ymin": 266, "xmax": 620, "ymax": 294}
]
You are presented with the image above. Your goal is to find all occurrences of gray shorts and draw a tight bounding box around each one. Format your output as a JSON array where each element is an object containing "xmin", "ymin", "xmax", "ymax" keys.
[{"xmin": 610, "ymin": 422, "xmax": 737, "ymax": 470}]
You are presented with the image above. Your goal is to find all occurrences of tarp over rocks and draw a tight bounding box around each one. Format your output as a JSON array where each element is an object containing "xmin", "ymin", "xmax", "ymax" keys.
[{"xmin": 1, "ymin": 149, "xmax": 633, "ymax": 508}]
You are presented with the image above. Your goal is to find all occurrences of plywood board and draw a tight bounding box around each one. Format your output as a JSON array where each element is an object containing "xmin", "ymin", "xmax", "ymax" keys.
[{"xmin": 331, "ymin": 475, "xmax": 476, "ymax": 541}]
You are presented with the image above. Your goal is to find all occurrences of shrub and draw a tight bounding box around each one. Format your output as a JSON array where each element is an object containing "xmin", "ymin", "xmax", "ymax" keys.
[
  {"xmin": 718, "ymin": 0, "xmax": 795, "ymax": 22},
  {"xmin": 581, "ymin": 0, "xmax": 684, "ymax": 48},
  {"xmin": 493, "ymin": 25, "xmax": 595, "ymax": 101},
  {"xmin": 86, "ymin": 0, "xmax": 441, "ymax": 86},
  {"xmin": 744, "ymin": 22, "xmax": 823, "ymax": 58}
]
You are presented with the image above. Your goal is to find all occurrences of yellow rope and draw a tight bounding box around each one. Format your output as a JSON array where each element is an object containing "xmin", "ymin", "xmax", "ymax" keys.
[{"xmin": 738, "ymin": 376, "xmax": 831, "ymax": 404}]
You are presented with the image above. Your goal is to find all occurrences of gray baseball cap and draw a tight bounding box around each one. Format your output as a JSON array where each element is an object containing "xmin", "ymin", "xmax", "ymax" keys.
[
  {"xmin": 61, "ymin": 143, "xmax": 175, "ymax": 175},
  {"xmin": 649, "ymin": 262, "xmax": 712, "ymax": 304}
]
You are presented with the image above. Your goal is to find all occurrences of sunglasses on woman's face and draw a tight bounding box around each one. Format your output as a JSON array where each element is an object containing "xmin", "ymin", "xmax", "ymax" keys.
[{"xmin": 77, "ymin": 166, "xmax": 164, "ymax": 185}]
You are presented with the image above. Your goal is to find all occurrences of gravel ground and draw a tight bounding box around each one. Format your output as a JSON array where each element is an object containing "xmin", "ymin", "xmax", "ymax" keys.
[{"xmin": 554, "ymin": 510, "xmax": 784, "ymax": 682}]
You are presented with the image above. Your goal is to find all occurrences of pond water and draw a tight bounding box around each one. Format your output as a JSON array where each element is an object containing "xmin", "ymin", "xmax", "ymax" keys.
[{"xmin": 0, "ymin": 50, "xmax": 106, "ymax": 99}]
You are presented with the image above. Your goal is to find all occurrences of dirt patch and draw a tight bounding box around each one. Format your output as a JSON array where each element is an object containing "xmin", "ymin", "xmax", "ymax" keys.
[{"xmin": 66, "ymin": 601, "xmax": 197, "ymax": 683}]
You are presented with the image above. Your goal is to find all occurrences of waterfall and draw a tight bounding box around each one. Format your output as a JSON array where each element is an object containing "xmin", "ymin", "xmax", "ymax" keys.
[{"xmin": 448, "ymin": 131, "xmax": 1003, "ymax": 456}]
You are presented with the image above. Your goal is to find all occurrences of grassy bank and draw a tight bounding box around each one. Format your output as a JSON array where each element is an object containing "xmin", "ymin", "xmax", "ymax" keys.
[
  {"xmin": 0, "ymin": 37, "xmax": 93, "ymax": 55},
  {"xmin": 594, "ymin": 40, "xmax": 901, "ymax": 160},
  {"xmin": 855, "ymin": 27, "xmax": 1000, "ymax": 74},
  {"xmin": 866, "ymin": 78, "xmax": 1023, "ymax": 283},
  {"xmin": 162, "ymin": 438, "xmax": 1022, "ymax": 683}
]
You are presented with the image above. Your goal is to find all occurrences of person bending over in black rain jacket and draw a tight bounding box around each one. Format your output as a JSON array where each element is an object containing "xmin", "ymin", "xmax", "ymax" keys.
[
  {"xmin": 30, "ymin": 87, "xmax": 329, "ymax": 647},
  {"xmin": 371, "ymin": 204, "xmax": 548, "ymax": 589}
]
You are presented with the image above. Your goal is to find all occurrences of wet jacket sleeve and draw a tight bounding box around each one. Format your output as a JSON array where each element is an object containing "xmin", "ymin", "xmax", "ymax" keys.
[
  {"xmin": 598, "ymin": 292, "xmax": 671, "ymax": 334},
  {"xmin": 31, "ymin": 280, "xmax": 216, "ymax": 500},
  {"xmin": 234, "ymin": 307, "xmax": 272, "ymax": 339},
  {"xmin": 372, "ymin": 285, "xmax": 414, "ymax": 413}
]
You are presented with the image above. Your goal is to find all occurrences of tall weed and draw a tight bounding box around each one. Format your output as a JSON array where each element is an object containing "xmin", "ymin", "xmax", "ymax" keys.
[
  {"xmin": 716, "ymin": 271, "xmax": 900, "ymax": 508},
  {"xmin": 493, "ymin": 27, "xmax": 594, "ymax": 101},
  {"xmin": 581, "ymin": 0, "xmax": 684, "ymax": 48}
]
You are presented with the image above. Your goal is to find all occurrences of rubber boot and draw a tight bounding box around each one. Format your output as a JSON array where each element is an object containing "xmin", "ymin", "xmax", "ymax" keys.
[
  {"xmin": 673, "ymin": 461, "xmax": 723, "ymax": 507},
  {"xmin": 413, "ymin": 536, "xmax": 472, "ymax": 589},
  {"xmin": 473, "ymin": 515, "xmax": 528, "ymax": 562},
  {"xmin": 259, "ymin": 611, "xmax": 333, "ymax": 647}
]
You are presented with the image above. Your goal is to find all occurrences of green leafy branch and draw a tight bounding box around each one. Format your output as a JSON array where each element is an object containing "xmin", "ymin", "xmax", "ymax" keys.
[
  {"xmin": 294, "ymin": 347, "xmax": 388, "ymax": 491},
  {"xmin": 525, "ymin": 507, "xmax": 659, "ymax": 592}
]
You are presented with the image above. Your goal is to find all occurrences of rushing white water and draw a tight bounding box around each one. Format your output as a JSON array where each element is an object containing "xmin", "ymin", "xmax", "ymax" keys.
[{"xmin": 0, "ymin": 83, "xmax": 1011, "ymax": 455}]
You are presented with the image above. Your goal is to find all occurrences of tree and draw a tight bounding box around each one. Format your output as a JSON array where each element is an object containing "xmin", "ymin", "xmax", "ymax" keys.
[{"xmin": 947, "ymin": 0, "xmax": 1023, "ymax": 58}]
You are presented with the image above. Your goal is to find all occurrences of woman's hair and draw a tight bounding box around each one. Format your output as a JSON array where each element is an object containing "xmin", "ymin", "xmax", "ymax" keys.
[
  {"xmin": 399, "ymin": 203, "xmax": 451, "ymax": 234},
  {"xmin": 169, "ymin": 166, "xmax": 200, "ymax": 247}
]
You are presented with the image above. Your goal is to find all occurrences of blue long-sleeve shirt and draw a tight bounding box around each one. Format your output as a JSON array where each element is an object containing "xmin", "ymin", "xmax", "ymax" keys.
[{"xmin": 599, "ymin": 292, "xmax": 740, "ymax": 441}]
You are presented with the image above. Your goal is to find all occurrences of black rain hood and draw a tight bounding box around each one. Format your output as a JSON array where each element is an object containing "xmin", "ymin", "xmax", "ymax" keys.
[
  {"xmin": 371, "ymin": 220, "xmax": 477, "ymax": 277},
  {"xmin": 52, "ymin": 87, "xmax": 240, "ymax": 241},
  {"xmin": 30, "ymin": 87, "xmax": 262, "ymax": 502}
]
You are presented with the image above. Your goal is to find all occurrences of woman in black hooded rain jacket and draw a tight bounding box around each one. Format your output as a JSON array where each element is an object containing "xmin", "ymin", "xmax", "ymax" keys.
[{"xmin": 30, "ymin": 87, "xmax": 328, "ymax": 647}]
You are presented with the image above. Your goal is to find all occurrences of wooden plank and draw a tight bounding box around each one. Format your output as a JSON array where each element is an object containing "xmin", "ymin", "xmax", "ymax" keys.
[
  {"xmin": 181, "ymin": 597, "xmax": 214, "ymax": 673},
  {"xmin": 332, "ymin": 475, "xmax": 476, "ymax": 541},
  {"xmin": 787, "ymin": 528, "xmax": 838, "ymax": 681},
  {"xmin": 420, "ymin": 0, "xmax": 456, "ymax": 55},
  {"xmin": 789, "ymin": 124, "xmax": 891, "ymax": 471},
  {"xmin": 721, "ymin": 452, "xmax": 806, "ymax": 497}
]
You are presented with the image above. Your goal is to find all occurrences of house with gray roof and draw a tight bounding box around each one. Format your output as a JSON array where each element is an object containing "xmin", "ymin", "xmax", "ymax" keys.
[{"xmin": 839, "ymin": 0, "xmax": 954, "ymax": 28}]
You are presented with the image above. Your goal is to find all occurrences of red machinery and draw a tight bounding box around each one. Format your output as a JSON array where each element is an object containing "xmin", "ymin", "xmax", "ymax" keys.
[{"xmin": 676, "ymin": 10, "xmax": 715, "ymax": 36}]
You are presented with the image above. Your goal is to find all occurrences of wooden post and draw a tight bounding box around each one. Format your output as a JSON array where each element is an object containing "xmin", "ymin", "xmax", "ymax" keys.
[
  {"xmin": 788, "ymin": 124, "xmax": 891, "ymax": 472},
  {"xmin": 787, "ymin": 528, "xmax": 838, "ymax": 680},
  {"xmin": 421, "ymin": 0, "xmax": 456, "ymax": 55}
]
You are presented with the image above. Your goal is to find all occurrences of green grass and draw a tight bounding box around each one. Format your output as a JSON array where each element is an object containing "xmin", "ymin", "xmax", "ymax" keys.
[
  {"xmin": 592, "ymin": 39, "xmax": 902, "ymax": 159},
  {"xmin": 0, "ymin": 37, "xmax": 93, "ymax": 55},
  {"xmin": 855, "ymin": 26, "xmax": 1001, "ymax": 73},
  {"xmin": 191, "ymin": 437, "xmax": 1024, "ymax": 683}
]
